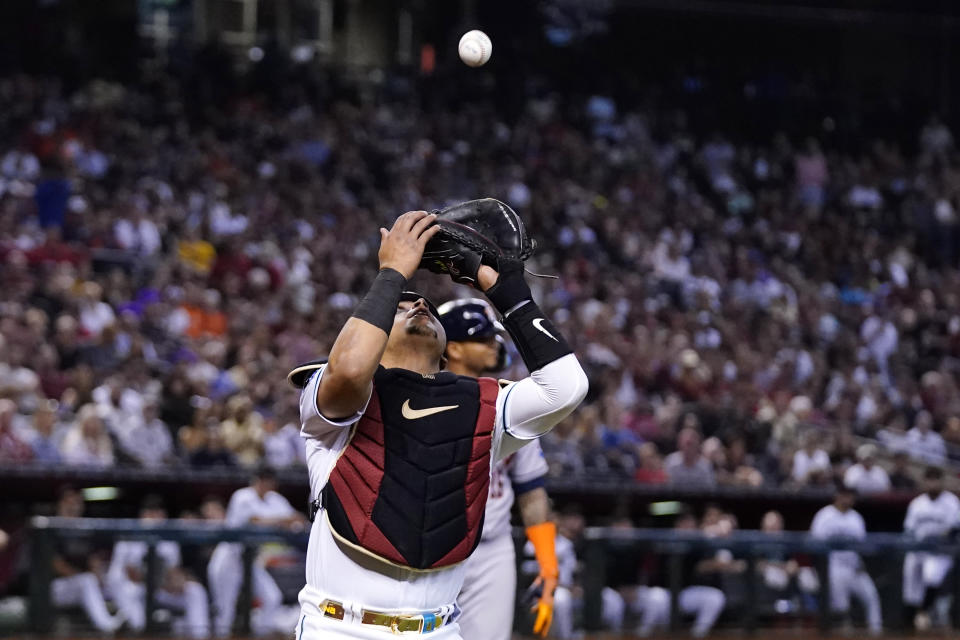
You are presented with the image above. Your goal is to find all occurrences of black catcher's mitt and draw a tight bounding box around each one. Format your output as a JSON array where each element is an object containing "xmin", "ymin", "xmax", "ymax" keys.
[{"xmin": 419, "ymin": 198, "xmax": 535, "ymax": 285}]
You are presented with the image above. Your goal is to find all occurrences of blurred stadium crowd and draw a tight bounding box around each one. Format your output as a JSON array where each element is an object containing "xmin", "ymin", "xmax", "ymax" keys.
[{"xmin": 0, "ymin": 67, "xmax": 959, "ymax": 495}]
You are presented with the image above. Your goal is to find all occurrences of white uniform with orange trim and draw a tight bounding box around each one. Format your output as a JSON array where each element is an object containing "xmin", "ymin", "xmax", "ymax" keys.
[{"xmin": 294, "ymin": 355, "xmax": 586, "ymax": 640}]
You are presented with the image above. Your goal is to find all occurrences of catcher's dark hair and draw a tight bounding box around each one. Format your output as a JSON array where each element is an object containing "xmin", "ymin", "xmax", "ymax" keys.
[{"xmin": 924, "ymin": 466, "xmax": 944, "ymax": 480}]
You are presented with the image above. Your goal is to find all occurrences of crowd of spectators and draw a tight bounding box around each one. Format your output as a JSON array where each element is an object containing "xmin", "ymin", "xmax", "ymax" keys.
[{"xmin": 0, "ymin": 68, "xmax": 959, "ymax": 491}]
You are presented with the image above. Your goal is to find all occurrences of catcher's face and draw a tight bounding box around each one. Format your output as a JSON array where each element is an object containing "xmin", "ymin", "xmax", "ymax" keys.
[{"xmin": 391, "ymin": 299, "xmax": 446, "ymax": 355}]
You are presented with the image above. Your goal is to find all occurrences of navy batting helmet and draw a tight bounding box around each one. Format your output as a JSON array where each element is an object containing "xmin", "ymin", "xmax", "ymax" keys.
[{"xmin": 437, "ymin": 298, "xmax": 509, "ymax": 371}]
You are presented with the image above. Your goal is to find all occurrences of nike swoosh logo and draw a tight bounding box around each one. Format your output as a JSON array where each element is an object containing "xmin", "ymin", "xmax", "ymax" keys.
[
  {"xmin": 532, "ymin": 318, "xmax": 559, "ymax": 342},
  {"xmin": 401, "ymin": 399, "xmax": 460, "ymax": 420}
]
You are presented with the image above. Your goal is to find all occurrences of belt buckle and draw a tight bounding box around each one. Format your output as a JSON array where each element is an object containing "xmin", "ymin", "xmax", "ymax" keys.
[
  {"xmin": 391, "ymin": 615, "xmax": 424, "ymax": 635},
  {"xmin": 319, "ymin": 599, "xmax": 345, "ymax": 620}
]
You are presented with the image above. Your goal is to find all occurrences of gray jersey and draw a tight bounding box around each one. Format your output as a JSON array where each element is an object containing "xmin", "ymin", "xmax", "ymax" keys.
[{"xmin": 482, "ymin": 440, "xmax": 549, "ymax": 541}]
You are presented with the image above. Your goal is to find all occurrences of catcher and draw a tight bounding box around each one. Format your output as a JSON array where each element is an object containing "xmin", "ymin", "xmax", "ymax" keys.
[{"xmin": 288, "ymin": 201, "xmax": 587, "ymax": 639}]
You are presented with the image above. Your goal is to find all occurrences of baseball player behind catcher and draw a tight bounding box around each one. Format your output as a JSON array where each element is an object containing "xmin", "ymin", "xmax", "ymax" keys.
[
  {"xmin": 287, "ymin": 201, "xmax": 588, "ymax": 639},
  {"xmin": 439, "ymin": 297, "xmax": 559, "ymax": 639}
]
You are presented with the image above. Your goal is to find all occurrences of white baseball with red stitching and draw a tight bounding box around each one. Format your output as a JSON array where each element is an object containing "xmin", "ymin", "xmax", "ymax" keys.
[{"xmin": 459, "ymin": 30, "xmax": 492, "ymax": 67}]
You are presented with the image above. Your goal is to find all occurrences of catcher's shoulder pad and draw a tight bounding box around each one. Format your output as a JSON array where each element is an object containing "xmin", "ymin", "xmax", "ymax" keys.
[
  {"xmin": 433, "ymin": 198, "xmax": 534, "ymax": 262},
  {"xmin": 287, "ymin": 358, "xmax": 329, "ymax": 389}
]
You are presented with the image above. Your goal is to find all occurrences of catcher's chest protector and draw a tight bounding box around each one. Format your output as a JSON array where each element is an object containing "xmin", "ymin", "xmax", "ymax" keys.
[{"xmin": 322, "ymin": 367, "xmax": 499, "ymax": 570}]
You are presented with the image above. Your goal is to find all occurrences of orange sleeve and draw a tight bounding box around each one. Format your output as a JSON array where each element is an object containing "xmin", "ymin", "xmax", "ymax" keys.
[{"xmin": 525, "ymin": 521, "xmax": 558, "ymax": 579}]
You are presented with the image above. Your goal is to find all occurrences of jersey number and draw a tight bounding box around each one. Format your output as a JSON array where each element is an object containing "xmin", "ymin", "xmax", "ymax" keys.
[{"xmin": 490, "ymin": 466, "xmax": 506, "ymax": 499}]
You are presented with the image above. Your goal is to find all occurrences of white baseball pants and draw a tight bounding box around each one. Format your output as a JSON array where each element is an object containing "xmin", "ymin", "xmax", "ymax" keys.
[
  {"xmin": 829, "ymin": 562, "xmax": 882, "ymax": 633},
  {"xmin": 903, "ymin": 552, "xmax": 953, "ymax": 606},
  {"xmin": 456, "ymin": 534, "xmax": 516, "ymax": 640},
  {"xmin": 51, "ymin": 572, "xmax": 119, "ymax": 632},
  {"xmin": 678, "ymin": 586, "xmax": 726, "ymax": 637},
  {"xmin": 207, "ymin": 545, "xmax": 283, "ymax": 636},
  {"xmin": 551, "ymin": 585, "xmax": 625, "ymax": 638},
  {"xmin": 629, "ymin": 586, "xmax": 671, "ymax": 636},
  {"xmin": 108, "ymin": 576, "xmax": 210, "ymax": 638}
]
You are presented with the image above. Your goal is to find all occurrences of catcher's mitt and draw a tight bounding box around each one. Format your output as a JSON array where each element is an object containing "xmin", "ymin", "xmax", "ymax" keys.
[{"xmin": 419, "ymin": 198, "xmax": 535, "ymax": 285}]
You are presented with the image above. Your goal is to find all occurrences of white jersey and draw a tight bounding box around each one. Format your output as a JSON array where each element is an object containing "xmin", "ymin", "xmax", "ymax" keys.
[
  {"xmin": 297, "ymin": 356, "xmax": 586, "ymax": 615},
  {"xmin": 226, "ymin": 486, "xmax": 296, "ymax": 526},
  {"xmin": 107, "ymin": 539, "xmax": 182, "ymax": 585},
  {"xmin": 810, "ymin": 505, "xmax": 866, "ymax": 569},
  {"xmin": 843, "ymin": 464, "xmax": 890, "ymax": 494},
  {"xmin": 212, "ymin": 486, "xmax": 297, "ymax": 558},
  {"xmin": 482, "ymin": 441, "xmax": 549, "ymax": 541},
  {"xmin": 904, "ymin": 491, "xmax": 960, "ymax": 540}
]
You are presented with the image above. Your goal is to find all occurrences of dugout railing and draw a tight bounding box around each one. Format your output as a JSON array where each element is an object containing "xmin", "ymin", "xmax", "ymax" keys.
[
  {"xmin": 577, "ymin": 527, "xmax": 960, "ymax": 634},
  {"xmin": 27, "ymin": 516, "xmax": 310, "ymax": 636},
  {"xmin": 24, "ymin": 518, "xmax": 960, "ymax": 636}
]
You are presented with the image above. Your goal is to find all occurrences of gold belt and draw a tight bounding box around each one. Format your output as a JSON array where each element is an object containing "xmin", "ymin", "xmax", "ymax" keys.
[{"xmin": 320, "ymin": 599, "xmax": 450, "ymax": 635}]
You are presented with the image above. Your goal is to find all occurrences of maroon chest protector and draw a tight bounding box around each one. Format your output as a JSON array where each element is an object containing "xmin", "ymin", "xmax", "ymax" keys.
[{"xmin": 322, "ymin": 367, "xmax": 499, "ymax": 570}]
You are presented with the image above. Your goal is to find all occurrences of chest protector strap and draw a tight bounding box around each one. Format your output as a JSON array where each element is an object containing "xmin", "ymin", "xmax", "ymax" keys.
[{"xmin": 322, "ymin": 368, "xmax": 499, "ymax": 570}]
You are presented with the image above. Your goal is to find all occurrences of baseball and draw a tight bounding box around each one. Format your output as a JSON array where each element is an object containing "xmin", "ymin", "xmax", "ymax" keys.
[{"xmin": 459, "ymin": 30, "xmax": 492, "ymax": 67}]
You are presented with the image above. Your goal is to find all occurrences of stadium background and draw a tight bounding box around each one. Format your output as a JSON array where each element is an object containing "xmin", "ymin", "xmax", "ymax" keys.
[{"xmin": 2, "ymin": 0, "xmax": 960, "ymax": 637}]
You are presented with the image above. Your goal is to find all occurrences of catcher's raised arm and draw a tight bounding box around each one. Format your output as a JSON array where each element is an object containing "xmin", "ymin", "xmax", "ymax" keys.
[
  {"xmin": 315, "ymin": 210, "xmax": 440, "ymax": 420},
  {"xmin": 424, "ymin": 198, "xmax": 588, "ymax": 457}
]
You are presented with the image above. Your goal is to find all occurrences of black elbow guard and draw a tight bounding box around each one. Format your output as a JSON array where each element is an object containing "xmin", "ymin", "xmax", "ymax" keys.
[
  {"xmin": 502, "ymin": 300, "xmax": 573, "ymax": 372},
  {"xmin": 484, "ymin": 259, "xmax": 573, "ymax": 371}
]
